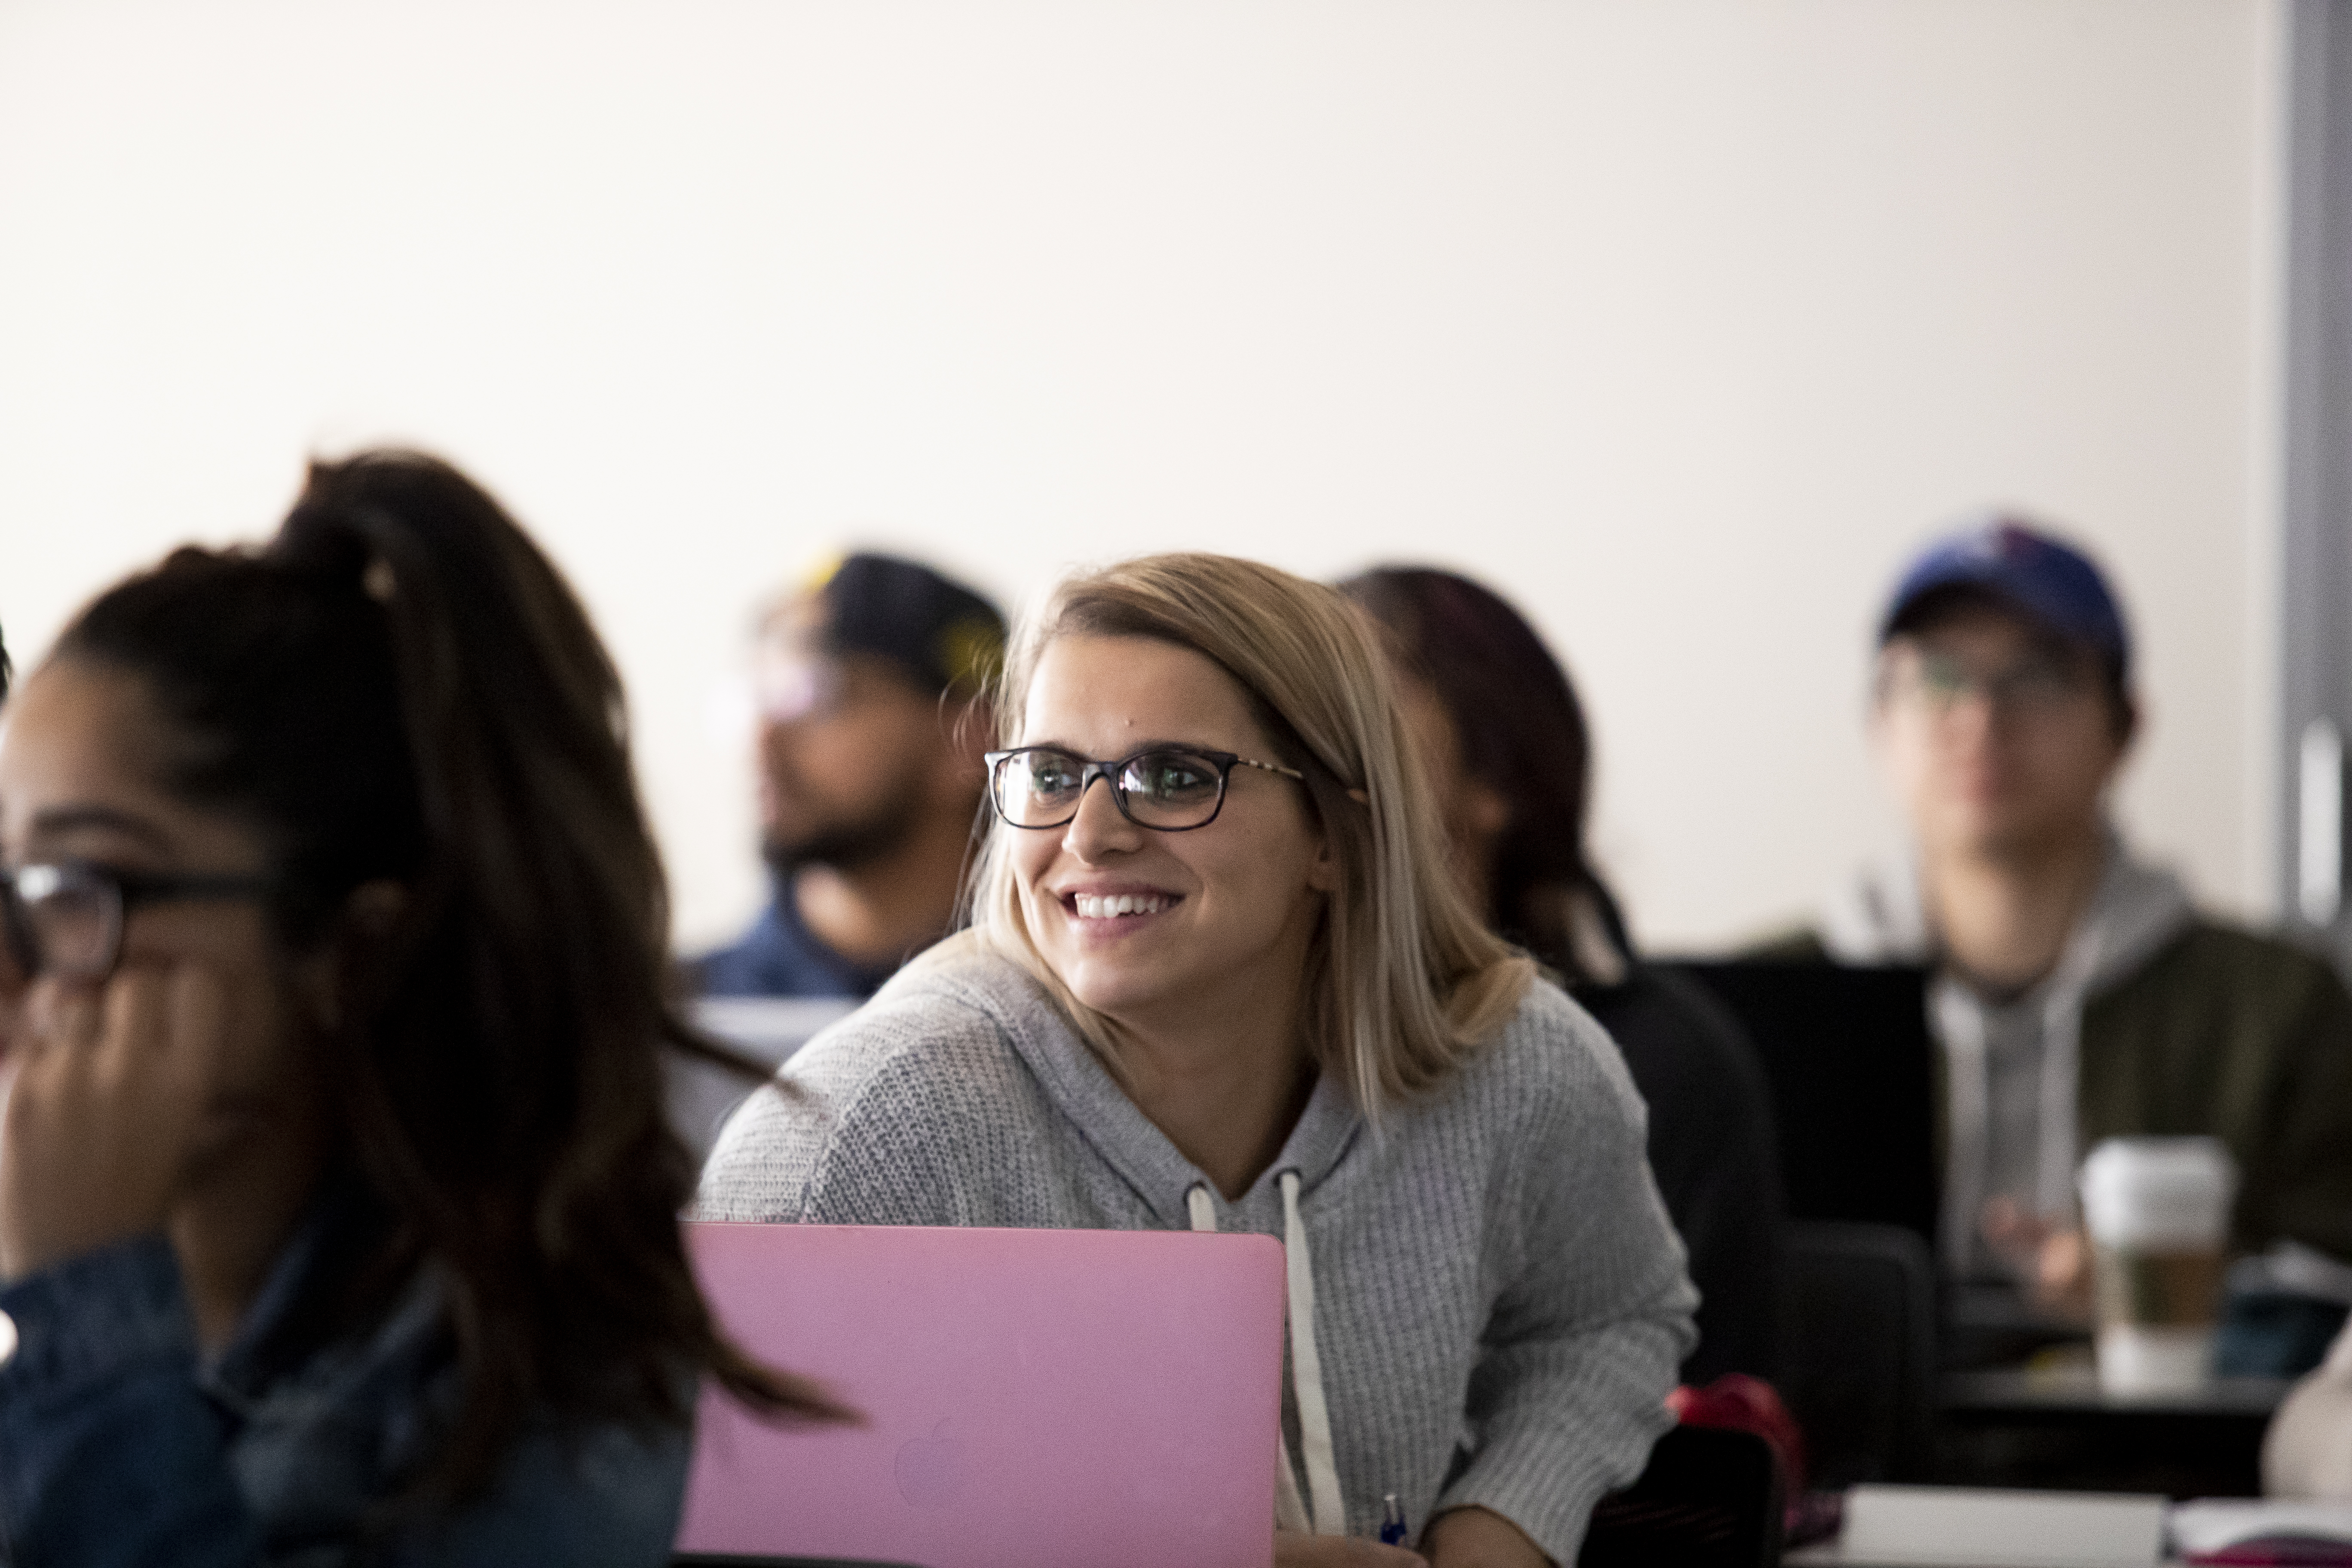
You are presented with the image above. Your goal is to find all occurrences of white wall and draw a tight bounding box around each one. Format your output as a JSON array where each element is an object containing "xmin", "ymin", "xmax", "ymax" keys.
[{"xmin": 0, "ymin": 0, "xmax": 2282, "ymax": 951}]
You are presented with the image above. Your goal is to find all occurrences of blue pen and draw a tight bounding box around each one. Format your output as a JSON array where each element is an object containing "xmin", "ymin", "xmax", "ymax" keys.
[{"xmin": 1380, "ymin": 1494, "xmax": 1409, "ymax": 1547}]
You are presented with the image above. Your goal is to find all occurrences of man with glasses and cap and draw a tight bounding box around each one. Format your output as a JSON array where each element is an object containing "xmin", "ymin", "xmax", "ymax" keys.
[
  {"xmin": 1774, "ymin": 516, "xmax": 2352, "ymax": 1372},
  {"xmin": 693, "ymin": 552, "xmax": 1006, "ymax": 1000}
]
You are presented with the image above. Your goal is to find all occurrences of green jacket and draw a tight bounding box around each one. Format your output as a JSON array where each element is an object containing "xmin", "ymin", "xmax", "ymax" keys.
[{"xmin": 1763, "ymin": 920, "xmax": 2352, "ymax": 1263}]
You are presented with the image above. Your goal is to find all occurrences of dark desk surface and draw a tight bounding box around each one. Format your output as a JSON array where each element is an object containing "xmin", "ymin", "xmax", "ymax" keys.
[
  {"xmin": 1932, "ymin": 1368, "xmax": 2287, "ymax": 1498},
  {"xmin": 1942, "ymin": 1368, "xmax": 2293, "ymax": 1420}
]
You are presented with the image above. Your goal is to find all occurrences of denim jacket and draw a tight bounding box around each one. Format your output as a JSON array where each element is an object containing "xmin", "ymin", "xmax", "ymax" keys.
[{"xmin": 0, "ymin": 1201, "xmax": 690, "ymax": 1567}]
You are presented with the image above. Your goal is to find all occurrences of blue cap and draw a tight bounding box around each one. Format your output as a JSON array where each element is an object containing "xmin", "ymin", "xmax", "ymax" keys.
[{"xmin": 1879, "ymin": 516, "xmax": 2130, "ymax": 679}]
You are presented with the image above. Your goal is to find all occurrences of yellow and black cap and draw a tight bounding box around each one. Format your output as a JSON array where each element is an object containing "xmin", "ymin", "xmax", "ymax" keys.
[{"xmin": 806, "ymin": 551, "xmax": 1006, "ymax": 698}]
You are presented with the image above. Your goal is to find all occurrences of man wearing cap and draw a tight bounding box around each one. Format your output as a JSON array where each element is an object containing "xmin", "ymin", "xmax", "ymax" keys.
[
  {"xmin": 1776, "ymin": 517, "xmax": 2352, "ymax": 1361},
  {"xmin": 694, "ymin": 552, "xmax": 1006, "ymax": 998}
]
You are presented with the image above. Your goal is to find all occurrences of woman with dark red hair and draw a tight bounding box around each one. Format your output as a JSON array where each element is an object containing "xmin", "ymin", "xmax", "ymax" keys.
[{"xmin": 1341, "ymin": 566, "xmax": 1786, "ymax": 1385}]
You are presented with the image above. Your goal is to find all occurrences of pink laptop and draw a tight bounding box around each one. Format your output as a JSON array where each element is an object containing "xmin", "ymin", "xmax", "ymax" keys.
[{"xmin": 676, "ymin": 1222, "xmax": 1286, "ymax": 1568}]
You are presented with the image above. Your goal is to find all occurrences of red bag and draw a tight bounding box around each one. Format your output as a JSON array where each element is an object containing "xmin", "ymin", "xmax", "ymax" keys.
[{"xmin": 1667, "ymin": 1373, "xmax": 1809, "ymax": 1499}]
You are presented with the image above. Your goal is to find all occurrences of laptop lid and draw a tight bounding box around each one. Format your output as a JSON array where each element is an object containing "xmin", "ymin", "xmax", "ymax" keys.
[
  {"xmin": 1659, "ymin": 961, "xmax": 1939, "ymax": 1248},
  {"xmin": 677, "ymin": 1222, "xmax": 1286, "ymax": 1568}
]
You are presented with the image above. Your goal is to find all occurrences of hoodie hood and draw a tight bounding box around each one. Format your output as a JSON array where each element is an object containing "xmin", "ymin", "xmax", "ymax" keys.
[
  {"xmin": 1822, "ymin": 827, "xmax": 2194, "ymax": 998},
  {"xmin": 922, "ymin": 937, "xmax": 1365, "ymax": 1231}
]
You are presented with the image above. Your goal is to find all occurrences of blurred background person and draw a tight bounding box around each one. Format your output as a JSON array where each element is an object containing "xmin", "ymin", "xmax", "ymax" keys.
[
  {"xmin": 1341, "ymin": 565, "xmax": 1785, "ymax": 1387},
  {"xmin": 1774, "ymin": 517, "xmax": 2352, "ymax": 1372},
  {"xmin": 693, "ymin": 551, "xmax": 1005, "ymax": 999}
]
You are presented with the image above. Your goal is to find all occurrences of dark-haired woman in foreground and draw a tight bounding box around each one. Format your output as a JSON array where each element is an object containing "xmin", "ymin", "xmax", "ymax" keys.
[
  {"xmin": 1341, "ymin": 566, "xmax": 1786, "ymax": 1387},
  {"xmin": 0, "ymin": 452, "xmax": 834, "ymax": 1565}
]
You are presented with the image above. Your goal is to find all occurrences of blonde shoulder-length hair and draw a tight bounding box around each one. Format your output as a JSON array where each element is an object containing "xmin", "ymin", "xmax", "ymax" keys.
[{"xmin": 956, "ymin": 551, "xmax": 1535, "ymax": 1115}]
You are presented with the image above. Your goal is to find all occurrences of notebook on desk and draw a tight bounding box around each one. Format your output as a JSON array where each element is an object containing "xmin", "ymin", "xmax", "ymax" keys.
[
  {"xmin": 676, "ymin": 1222, "xmax": 1287, "ymax": 1568},
  {"xmin": 1782, "ymin": 1484, "xmax": 2166, "ymax": 1567}
]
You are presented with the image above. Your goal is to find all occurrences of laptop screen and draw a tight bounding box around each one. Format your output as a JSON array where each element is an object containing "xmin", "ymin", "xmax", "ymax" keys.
[{"xmin": 1658, "ymin": 961, "xmax": 1939, "ymax": 1249}]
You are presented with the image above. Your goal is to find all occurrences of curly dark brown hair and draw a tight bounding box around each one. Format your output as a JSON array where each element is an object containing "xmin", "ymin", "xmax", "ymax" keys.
[{"xmin": 55, "ymin": 449, "xmax": 844, "ymax": 1505}]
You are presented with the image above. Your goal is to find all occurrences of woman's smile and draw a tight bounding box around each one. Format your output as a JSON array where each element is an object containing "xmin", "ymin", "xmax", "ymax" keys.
[
  {"xmin": 1055, "ymin": 883, "xmax": 1185, "ymax": 949},
  {"xmin": 1066, "ymin": 890, "xmax": 1178, "ymax": 921}
]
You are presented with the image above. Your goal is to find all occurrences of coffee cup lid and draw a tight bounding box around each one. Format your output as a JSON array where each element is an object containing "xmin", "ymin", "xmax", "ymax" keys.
[{"xmin": 2078, "ymin": 1137, "xmax": 2237, "ymax": 1248}]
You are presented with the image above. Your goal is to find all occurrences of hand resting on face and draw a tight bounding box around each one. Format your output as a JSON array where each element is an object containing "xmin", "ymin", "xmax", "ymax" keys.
[{"xmin": 0, "ymin": 964, "xmax": 230, "ymax": 1281}]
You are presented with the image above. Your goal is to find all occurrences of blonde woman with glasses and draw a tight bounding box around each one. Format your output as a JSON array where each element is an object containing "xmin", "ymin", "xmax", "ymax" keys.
[{"xmin": 699, "ymin": 554, "xmax": 1696, "ymax": 1567}]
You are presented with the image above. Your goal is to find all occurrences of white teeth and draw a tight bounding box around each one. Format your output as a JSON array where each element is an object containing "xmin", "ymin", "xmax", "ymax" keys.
[{"xmin": 1073, "ymin": 893, "xmax": 1171, "ymax": 919}]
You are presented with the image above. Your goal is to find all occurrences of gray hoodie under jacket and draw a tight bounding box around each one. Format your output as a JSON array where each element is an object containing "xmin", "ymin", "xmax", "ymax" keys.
[
  {"xmin": 695, "ymin": 941, "xmax": 1698, "ymax": 1562},
  {"xmin": 1821, "ymin": 828, "xmax": 2195, "ymax": 1279}
]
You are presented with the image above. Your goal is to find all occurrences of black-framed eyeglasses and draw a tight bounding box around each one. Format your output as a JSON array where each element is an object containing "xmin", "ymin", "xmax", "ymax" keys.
[
  {"xmin": 983, "ymin": 746, "xmax": 1306, "ymax": 833},
  {"xmin": 0, "ymin": 861, "xmax": 275, "ymax": 982},
  {"xmin": 1887, "ymin": 649, "xmax": 2095, "ymax": 719}
]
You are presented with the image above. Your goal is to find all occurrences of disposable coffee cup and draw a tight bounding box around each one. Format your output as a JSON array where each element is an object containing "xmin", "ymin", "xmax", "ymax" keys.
[{"xmin": 2077, "ymin": 1137, "xmax": 2236, "ymax": 1396}]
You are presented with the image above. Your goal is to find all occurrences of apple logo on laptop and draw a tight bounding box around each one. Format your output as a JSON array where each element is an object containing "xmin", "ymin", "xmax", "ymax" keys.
[{"xmin": 894, "ymin": 1420, "xmax": 964, "ymax": 1508}]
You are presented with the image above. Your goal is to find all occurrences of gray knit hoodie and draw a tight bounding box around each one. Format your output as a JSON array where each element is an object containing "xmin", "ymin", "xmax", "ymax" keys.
[{"xmin": 695, "ymin": 941, "xmax": 1697, "ymax": 1562}]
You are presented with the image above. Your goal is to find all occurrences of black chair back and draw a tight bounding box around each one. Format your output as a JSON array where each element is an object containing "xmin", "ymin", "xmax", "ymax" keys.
[
  {"xmin": 1577, "ymin": 1423, "xmax": 1783, "ymax": 1568},
  {"xmin": 1782, "ymin": 1218, "xmax": 1937, "ymax": 1487}
]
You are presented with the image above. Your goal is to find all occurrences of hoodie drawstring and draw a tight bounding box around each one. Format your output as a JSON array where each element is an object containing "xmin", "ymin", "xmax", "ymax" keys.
[
  {"xmin": 1185, "ymin": 1183, "xmax": 1218, "ymax": 1233},
  {"xmin": 1936, "ymin": 919, "xmax": 2112, "ymax": 1274},
  {"xmin": 2034, "ymin": 929, "xmax": 2104, "ymax": 1219},
  {"xmin": 1931, "ymin": 977, "xmax": 1989, "ymax": 1277},
  {"xmin": 1187, "ymin": 1176, "xmax": 1344, "ymax": 1535},
  {"xmin": 1279, "ymin": 1171, "xmax": 1346, "ymax": 1534}
]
